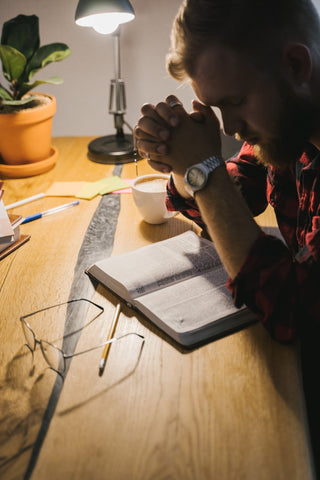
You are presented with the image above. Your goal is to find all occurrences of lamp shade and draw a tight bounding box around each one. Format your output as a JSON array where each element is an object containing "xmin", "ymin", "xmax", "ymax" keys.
[{"xmin": 75, "ymin": 0, "xmax": 135, "ymax": 33}]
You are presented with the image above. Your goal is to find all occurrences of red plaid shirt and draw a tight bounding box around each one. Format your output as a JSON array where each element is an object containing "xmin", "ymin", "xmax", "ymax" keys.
[{"xmin": 166, "ymin": 142, "xmax": 320, "ymax": 342}]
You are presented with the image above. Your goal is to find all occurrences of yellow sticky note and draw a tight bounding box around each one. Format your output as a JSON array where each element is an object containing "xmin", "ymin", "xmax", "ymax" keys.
[
  {"xmin": 99, "ymin": 176, "xmax": 130, "ymax": 195},
  {"xmin": 76, "ymin": 176, "xmax": 131, "ymax": 200},
  {"xmin": 46, "ymin": 182, "xmax": 86, "ymax": 197},
  {"xmin": 76, "ymin": 179, "xmax": 110, "ymax": 200}
]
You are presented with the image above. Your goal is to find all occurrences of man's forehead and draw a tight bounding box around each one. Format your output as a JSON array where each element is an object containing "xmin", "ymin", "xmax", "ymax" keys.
[
  {"xmin": 194, "ymin": 44, "xmax": 251, "ymax": 81},
  {"xmin": 191, "ymin": 45, "xmax": 249, "ymax": 104}
]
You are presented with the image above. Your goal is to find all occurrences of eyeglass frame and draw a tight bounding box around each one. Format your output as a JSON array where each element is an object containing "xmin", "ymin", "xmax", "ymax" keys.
[{"xmin": 20, "ymin": 298, "xmax": 144, "ymax": 375}]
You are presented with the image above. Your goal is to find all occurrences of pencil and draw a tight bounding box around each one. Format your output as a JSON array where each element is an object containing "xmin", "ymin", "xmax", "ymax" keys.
[{"xmin": 99, "ymin": 303, "xmax": 121, "ymax": 376}]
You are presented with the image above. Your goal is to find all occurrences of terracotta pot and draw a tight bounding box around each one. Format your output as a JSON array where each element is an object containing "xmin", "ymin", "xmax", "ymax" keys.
[{"xmin": 0, "ymin": 93, "xmax": 56, "ymax": 165}]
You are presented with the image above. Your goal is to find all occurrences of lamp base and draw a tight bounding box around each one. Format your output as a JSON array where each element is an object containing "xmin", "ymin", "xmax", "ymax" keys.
[{"xmin": 87, "ymin": 134, "xmax": 136, "ymax": 164}]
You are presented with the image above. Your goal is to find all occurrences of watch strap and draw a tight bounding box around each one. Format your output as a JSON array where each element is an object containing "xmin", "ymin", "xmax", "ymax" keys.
[
  {"xmin": 184, "ymin": 155, "xmax": 225, "ymax": 197},
  {"xmin": 202, "ymin": 155, "xmax": 225, "ymax": 171}
]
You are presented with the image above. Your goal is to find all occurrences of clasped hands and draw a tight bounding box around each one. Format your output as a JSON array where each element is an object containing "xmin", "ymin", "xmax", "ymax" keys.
[{"xmin": 135, "ymin": 95, "xmax": 222, "ymax": 177}]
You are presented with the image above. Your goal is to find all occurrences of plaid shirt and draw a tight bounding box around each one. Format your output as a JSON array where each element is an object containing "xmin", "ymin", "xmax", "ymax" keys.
[{"xmin": 166, "ymin": 142, "xmax": 320, "ymax": 342}]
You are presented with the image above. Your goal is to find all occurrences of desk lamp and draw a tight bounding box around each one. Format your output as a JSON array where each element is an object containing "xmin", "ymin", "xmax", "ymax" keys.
[{"xmin": 75, "ymin": 0, "xmax": 136, "ymax": 164}]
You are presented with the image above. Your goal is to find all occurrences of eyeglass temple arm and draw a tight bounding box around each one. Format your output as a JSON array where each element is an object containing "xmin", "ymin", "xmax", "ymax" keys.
[
  {"xmin": 20, "ymin": 298, "xmax": 104, "ymax": 320},
  {"xmin": 63, "ymin": 333, "xmax": 145, "ymax": 359}
]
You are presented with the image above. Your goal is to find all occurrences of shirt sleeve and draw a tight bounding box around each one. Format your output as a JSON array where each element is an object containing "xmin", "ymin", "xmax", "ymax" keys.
[
  {"xmin": 165, "ymin": 142, "xmax": 268, "ymax": 231},
  {"xmin": 227, "ymin": 231, "xmax": 320, "ymax": 343},
  {"xmin": 165, "ymin": 143, "xmax": 320, "ymax": 343},
  {"xmin": 226, "ymin": 143, "xmax": 268, "ymax": 216}
]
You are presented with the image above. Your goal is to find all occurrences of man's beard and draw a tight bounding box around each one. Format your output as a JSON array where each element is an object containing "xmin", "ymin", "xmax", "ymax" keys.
[{"xmin": 239, "ymin": 85, "xmax": 317, "ymax": 169}]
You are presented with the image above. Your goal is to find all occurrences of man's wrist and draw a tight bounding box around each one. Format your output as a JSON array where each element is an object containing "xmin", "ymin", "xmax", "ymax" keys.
[
  {"xmin": 171, "ymin": 172, "xmax": 193, "ymax": 199},
  {"xmin": 184, "ymin": 155, "xmax": 225, "ymax": 198}
]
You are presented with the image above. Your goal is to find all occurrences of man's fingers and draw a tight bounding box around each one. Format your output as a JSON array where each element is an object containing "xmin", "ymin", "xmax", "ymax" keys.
[
  {"xmin": 138, "ymin": 106, "xmax": 171, "ymax": 141},
  {"xmin": 141, "ymin": 102, "xmax": 176, "ymax": 129},
  {"xmin": 165, "ymin": 95, "xmax": 188, "ymax": 121},
  {"xmin": 192, "ymin": 99, "xmax": 219, "ymax": 121},
  {"xmin": 155, "ymin": 100, "xmax": 180, "ymax": 127},
  {"xmin": 136, "ymin": 96, "xmax": 188, "ymax": 159},
  {"xmin": 138, "ymin": 140, "xmax": 168, "ymax": 156},
  {"xmin": 147, "ymin": 159, "xmax": 172, "ymax": 174},
  {"xmin": 134, "ymin": 124, "xmax": 168, "ymax": 155},
  {"xmin": 189, "ymin": 111, "xmax": 206, "ymax": 123},
  {"xmin": 136, "ymin": 117, "xmax": 168, "ymax": 140},
  {"xmin": 166, "ymin": 95, "xmax": 183, "ymax": 109},
  {"xmin": 141, "ymin": 96, "xmax": 186, "ymax": 132}
]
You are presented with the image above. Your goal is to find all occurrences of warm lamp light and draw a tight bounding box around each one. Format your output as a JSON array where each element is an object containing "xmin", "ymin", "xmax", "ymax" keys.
[
  {"xmin": 75, "ymin": 0, "xmax": 137, "ymax": 164},
  {"xmin": 75, "ymin": 0, "xmax": 135, "ymax": 34}
]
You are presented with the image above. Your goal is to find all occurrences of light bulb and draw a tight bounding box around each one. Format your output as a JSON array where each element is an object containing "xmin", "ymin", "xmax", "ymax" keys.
[
  {"xmin": 76, "ymin": 12, "xmax": 134, "ymax": 34},
  {"xmin": 93, "ymin": 23, "xmax": 119, "ymax": 34}
]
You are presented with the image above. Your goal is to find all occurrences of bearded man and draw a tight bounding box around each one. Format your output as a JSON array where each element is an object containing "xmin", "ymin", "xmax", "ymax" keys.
[{"xmin": 135, "ymin": 0, "xmax": 320, "ymax": 471}]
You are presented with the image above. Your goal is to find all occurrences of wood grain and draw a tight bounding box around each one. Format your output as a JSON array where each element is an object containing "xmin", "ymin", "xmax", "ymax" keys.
[{"xmin": 0, "ymin": 138, "xmax": 314, "ymax": 480}]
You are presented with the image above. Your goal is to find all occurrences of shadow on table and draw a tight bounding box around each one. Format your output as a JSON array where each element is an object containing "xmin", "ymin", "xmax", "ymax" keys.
[{"xmin": 0, "ymin": 345, "xmax": 63, "ymax": 480}]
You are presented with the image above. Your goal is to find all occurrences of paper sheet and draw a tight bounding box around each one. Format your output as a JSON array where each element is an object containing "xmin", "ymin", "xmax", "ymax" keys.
[
  {"xmin": 46, "ymin": 182, "xmax": 86, "ymax": 197},
  {"xmin": 76, "ymin": 176, "xmax": 130, "ymax": 199},
  {"xmin": 46, "ymin": 178, "xmax": 132, "ymax": 200},
  {"xmin": 112, "ymin": 178, "xmax": 133, "ymax": 194},
  {"xmin": 99, "ymin": 177, "xmax": 130, "ymax": 195}
]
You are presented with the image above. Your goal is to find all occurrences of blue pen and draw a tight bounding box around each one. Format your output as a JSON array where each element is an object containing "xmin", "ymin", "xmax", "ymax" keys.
[{"xmin": 21, "ymin": 200, "xmax": 80, "ymax": 224}]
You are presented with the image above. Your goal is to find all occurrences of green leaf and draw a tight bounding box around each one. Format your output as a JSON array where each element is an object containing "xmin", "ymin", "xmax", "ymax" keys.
[
  {"xmin": 18, "ymin": 76, "xmax": 64, "ymax": 97},
  {"xmin": 0, "ymin": 95, "xmax": 36, "ymax": 106},
  {"xmin": 0, "ymin": 45, "xmax": 27, "ymax": 82},
  {"xmin": 0, "ymin": 15, "xmax": 70, "ymax": 100},
  {"xmin": 0, "ymin": 83, "xmax": 13, "ymax": 101},
  {"xmin": 1, "ymin": 14, "xmax": 39, "ymax": 61},
  {"xmin": 26, "ymin": 43, "xmax": 71, "ymax": 80}
]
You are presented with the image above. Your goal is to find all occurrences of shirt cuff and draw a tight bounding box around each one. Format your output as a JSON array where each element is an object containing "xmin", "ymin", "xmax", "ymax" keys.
[{"xmin": 166, "ymin": 175, "xmax": 208, "ymax": 230}]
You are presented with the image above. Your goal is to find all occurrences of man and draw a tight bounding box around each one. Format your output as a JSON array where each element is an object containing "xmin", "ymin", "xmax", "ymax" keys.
[
  {"xmin": 135, "ymin": 0, "xmax": 320, "ymax": 470},
  {"xmin": 136, "ymin": 0, "xmax": 320, "ymax": 340}
]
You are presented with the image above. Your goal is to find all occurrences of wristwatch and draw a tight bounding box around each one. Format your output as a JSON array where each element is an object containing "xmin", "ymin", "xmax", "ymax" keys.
[{"xmin": 184, "ymin": 155, "xmax": 225, "ymax": 197}]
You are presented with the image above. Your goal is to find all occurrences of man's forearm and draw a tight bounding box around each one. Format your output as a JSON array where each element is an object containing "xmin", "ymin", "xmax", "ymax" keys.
[{"xmin": 195, "ymin": 165, "xmax": 261, "ymax": 279}]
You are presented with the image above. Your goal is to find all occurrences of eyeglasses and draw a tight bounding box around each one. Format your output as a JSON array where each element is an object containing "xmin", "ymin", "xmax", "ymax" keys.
[{"xmin": 20, "ymin": 298, "xmax": 144, "ymax": 375}]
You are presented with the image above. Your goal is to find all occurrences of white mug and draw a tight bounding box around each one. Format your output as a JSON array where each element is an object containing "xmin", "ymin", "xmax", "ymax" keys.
[{"xmin": 132, "ymin": 174, "xmax": 175, "ymax": 224}]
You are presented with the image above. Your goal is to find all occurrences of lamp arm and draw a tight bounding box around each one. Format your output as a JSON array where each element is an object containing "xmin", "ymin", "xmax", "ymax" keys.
[
  {"xmin": 113, "ymin": 27, "xmax": 121, "ymax": 80},
  {"xmin": 108, "ymin": 26, "xmax": 128, "ymax": 136}
]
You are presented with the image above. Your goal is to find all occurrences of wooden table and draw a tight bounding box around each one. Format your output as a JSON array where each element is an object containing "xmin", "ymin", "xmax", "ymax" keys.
[{"xmin": 0, "ymin": 137, "xmax": 314, "ymax": 480}]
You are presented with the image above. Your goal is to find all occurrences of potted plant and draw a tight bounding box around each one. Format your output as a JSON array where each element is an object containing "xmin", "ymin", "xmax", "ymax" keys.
[{"xmin": 0, "ymin": 14, "xmax": 71, "ymax": 171}]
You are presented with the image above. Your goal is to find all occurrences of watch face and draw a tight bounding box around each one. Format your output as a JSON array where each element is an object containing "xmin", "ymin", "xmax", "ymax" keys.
[{"xmin": 187, "ymin": 167, "xmax": 206, "ymax": 187}]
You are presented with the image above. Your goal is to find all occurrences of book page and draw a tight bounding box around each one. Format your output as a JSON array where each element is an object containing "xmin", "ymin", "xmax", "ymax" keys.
[
  {"xmin": 94, "ymin": 231, "xmax": 222, "ymax": 299},
  {"xmin": 87, "ymin": 231, "xmax": 257, "ymax": 345},
  {"xmin": 136, "ymin": 266, "xmax": 239, "ymax": 335}
]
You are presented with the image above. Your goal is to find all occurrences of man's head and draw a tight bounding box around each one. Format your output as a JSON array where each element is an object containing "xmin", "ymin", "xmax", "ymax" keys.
[
  {"xmin": 167, "ymin": 0, "xmax": 320, "ymax": 81},
  {"xmin": 167, "ymin": 0, "xmax": 320, "ymax": 168}
]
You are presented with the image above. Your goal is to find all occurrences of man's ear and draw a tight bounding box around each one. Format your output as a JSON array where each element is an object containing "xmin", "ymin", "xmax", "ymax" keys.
[{"xmin": 282, "ymin": 43, "xmax": 312, "ymax": 86}]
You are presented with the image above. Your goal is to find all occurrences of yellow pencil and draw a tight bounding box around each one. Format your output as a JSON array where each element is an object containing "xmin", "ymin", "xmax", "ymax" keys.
[{"xmin": 99, "ymin": 303, "xmax": 121, "ymax": 376}]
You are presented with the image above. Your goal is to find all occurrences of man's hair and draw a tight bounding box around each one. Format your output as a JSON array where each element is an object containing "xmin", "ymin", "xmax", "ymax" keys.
[{"xmin": 167, "ymin": 0, "xmax": 320, "ymax": 81}]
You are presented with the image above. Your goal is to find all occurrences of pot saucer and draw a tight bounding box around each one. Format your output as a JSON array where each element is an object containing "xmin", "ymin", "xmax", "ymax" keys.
[{"xmin": 0, "ymin": 147, "xmax": 58, "ymax": 179}]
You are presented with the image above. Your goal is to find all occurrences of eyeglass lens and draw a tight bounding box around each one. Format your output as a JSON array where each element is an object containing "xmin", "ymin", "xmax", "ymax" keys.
[
  {"xmin": 41, "ymin": 340, "xmax": 65, "ymax": 373},
  {"xmin": 20, "ymin": 299, "xmax": 105, "ymax": 373},
  {"xmin": 21, "ymin": 319, "xmax": 36, "ymax": 351}
]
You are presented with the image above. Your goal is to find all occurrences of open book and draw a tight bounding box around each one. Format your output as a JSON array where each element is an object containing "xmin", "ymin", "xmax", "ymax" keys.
[{"xmin": 86, "ymin": 231, "xmax": 256, "ymax": 347}]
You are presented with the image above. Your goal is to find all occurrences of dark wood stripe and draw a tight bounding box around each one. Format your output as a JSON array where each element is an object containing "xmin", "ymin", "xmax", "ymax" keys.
[{"xmin": 24, "ymin": 165, "xmax": 123, "ymax": 479}]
